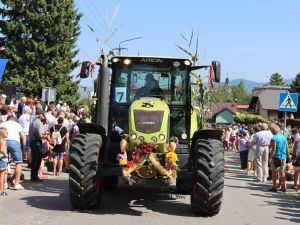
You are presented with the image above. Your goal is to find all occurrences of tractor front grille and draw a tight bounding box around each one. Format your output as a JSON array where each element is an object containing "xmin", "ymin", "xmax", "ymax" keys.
[{"xmin": 134, "ymin": 110, "xmax": 164, "ymax": 134}]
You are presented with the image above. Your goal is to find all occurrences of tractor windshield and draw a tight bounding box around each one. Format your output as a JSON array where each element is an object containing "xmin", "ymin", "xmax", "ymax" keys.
[
  {"xmin": 113, "ymin": 65, "xmax": 187, "ymax": 105},
  {"xmin": 109, "ymin": 57, "xmax": 190, "ymax": 142}
]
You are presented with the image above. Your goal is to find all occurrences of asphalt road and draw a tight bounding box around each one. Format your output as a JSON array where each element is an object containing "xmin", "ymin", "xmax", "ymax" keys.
[{"xmin": 0, "ymin": 152, "xmax": 299, "ymax": 225}]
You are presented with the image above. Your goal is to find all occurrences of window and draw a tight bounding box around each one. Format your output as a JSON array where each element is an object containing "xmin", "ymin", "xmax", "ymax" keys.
[{"xmin": 114, "ymin": 68, "xmax": 186, "ymax": 105}]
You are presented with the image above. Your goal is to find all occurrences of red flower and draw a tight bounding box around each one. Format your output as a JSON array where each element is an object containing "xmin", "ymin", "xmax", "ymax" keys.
[
  {"xmin": 127, "ymin": 161, "xmax": 134, "ymax": 167},
  {"xmin": 171, "ymin": 165, "xmax": 177, "ymax": 170}
]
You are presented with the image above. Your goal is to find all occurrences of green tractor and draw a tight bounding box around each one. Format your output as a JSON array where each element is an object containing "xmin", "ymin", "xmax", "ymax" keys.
[{"xmin": 69, "ymin": 55, "xmax": 224, "ymax": 216}]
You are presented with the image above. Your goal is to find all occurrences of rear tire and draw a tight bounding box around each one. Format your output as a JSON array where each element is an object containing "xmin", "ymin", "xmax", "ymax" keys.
[
  {"xmin": 191, "ymin": 139, "xmax": 224, "ymax": 216},
  {"xmin": 69, "ymin": 133, "xmax": 102, "ymax": 209}
]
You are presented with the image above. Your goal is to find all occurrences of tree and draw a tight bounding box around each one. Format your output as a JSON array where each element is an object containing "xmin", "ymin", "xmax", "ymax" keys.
[
  {"xmin": 231, "ymin": 81, "xmax": 252, "ymax": 104},
  {"xmin": 291, "ymin": 72, "xmax": 300, "ymax": 93},
  {"xmin": 269, "ymin": 73, "xmax": 285, "ymax": 86},
  {"xmin": 0, "ymin": 0, "xmax": 81, "ymax": 106},
  {"xmin": 212, "ymin": 81, "xmax": 252, "ymax": 104}
]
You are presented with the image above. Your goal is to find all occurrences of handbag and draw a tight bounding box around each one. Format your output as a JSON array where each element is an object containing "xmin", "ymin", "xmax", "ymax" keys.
[
  {"xmin": 273, "ymin": 157, "xmax": 282, "ymax": 167},
  {"xmin": 40, "ymin": 141, "xmax": 49, "ymax": 158}
]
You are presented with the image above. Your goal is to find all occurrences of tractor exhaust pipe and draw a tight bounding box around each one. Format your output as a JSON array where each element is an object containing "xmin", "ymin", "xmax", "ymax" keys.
[{"xmin": 96, "ymin": 54, "xmax": 110, "ymax": 133}]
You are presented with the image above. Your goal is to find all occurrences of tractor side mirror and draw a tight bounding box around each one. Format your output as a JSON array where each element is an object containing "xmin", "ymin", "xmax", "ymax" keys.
[{"xmin": 212, "ymin": 61, "xmax": 221, "ymax": 83}]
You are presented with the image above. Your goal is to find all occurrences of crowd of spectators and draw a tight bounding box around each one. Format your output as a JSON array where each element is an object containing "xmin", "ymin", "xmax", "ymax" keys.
[
  {"xmin": 221, "ymin": 122, "xmax": 300, "ymax": 193},
  {"xmin": 0, "ymin": 94, "xmax": 86, "ymax": 196}
]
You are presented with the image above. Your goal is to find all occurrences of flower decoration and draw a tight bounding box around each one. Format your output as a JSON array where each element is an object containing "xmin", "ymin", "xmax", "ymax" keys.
[
  {"xmin": 132, "ymin": 142, "xmax": 157, "ymax": 160},
  {"xmin": 197, "ymin": 79, "xmax": 203, "ymax": 86},
  {"xmin": 116, "ymin": 153, "xmax": 127, "ymax": 166},
  {"xmin": 121, "ymin": 133, "xmax": 129, "ymax": 141},
  {"xmin": 165, "ymin": 139, "xmax": 179, "ymax": 174},
  {"xmin": 191, "ymin": 55, "xmax": 198, "ymax": 62},
  {"xmin": 166, "ymin": 151, "xmax": 178, "ymax": 164}
]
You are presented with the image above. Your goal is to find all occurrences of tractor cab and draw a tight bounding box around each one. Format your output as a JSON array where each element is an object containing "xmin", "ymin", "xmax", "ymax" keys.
[{"xmin": 109, "ymin": 56, "xmax": 193, "ymax": 148}]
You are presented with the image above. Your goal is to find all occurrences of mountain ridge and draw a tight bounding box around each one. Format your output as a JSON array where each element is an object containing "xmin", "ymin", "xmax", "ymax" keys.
[{"xmin": 218, "ymin": 78, "xmax": 293, "ymax": 91}]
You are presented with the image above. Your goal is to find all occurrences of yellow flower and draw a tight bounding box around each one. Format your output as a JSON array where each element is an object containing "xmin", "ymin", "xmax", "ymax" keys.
[
  {"xmin": 166, "ymin": 152, "xmax": 178, "ymax": 164},
  {"xmin": 119, "ymin": 159, "xmax": 127, "ymax": 166},
  {"xmin": 191, "ymin": 55, "xmax": 198, "ymax": 61},
  {"xmin": 197, "ymin": 79, "xmax": 203, "ymax": 86}
]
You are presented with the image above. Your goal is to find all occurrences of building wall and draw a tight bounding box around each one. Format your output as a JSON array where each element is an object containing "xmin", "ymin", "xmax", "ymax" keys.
[
  {"xmin": 268, "ymin": 110, "xmax": 278, "ymax": 121},
  {"xmin": 215, "ymin": 110, "xmax": 235, "ymax": 124}
]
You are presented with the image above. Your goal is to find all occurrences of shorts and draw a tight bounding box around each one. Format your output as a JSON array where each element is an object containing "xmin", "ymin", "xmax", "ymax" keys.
[
  {"xmin": 26, "ymin": 135, "xmax": 31, "ymax": 152},
  {"xmin": 248, "ymin": 149, "xmax": 255, "ymax": 161},
  {"xmin": 53, "ymin": 152, "xmax": 64, "ymax": 160},
  {"xmin": 271, "ymin": 160, "xmax": 286, "ymax": 172},
  {"xmin": 0, "ymin": 158, "xmax": 7, "ymax": 170},
  {"xmin": 7, "ymin": 140, "xmax": 23, "ymax": 163}
]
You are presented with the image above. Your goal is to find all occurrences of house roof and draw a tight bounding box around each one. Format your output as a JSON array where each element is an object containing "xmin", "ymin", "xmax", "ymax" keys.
[
  {"xmin": 209, "ymin": 102, "xmax": 236, "ymax": 117},
  {"xmin": 258, "ymin": 88, "xmax": 289, "ymax": 110},
  {"xmin": 237, "ymin": 104, "xmax": 249, "ymax": 109}
]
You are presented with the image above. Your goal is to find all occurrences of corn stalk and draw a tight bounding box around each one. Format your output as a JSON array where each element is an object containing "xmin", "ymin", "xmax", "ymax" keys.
[{"xmin": 176, "ymin": 29, "xmax": 212, "ymax": 129}]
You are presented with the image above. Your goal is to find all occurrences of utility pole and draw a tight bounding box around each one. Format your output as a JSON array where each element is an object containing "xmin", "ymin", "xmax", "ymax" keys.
[{"xmin": 113, "ymin": 36, "xmax": 143, "ymax": 55}]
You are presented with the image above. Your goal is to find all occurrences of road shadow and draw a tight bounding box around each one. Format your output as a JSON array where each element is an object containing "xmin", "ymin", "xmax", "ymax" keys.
[
  {"xmin": 21, "ymin": 178, "xmax": 195, "ymax": 217},
  {"xmin": 251, "ymin": 191, "xmax": 300, "ymax": 223},
  {"xmin": 224, "ymin": 151, "xmax": 300, "ymax": 223}
]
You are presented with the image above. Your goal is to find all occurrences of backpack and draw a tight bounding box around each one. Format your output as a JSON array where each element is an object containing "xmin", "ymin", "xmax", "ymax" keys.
[{"xmin": 51, "ymin": 125, "xmax": 66, "ymax": 146}]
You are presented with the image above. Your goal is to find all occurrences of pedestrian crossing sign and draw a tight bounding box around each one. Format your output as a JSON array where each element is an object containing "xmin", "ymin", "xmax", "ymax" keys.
[{"xmin": 278, "ymin": 92, "xmax": 298, "ymax": 112}]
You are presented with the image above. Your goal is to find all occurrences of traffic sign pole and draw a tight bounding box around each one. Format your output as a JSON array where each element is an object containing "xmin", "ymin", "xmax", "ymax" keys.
[{"xmin": 284, "ymin": 111, "xmax": 287, "ymax": 132}]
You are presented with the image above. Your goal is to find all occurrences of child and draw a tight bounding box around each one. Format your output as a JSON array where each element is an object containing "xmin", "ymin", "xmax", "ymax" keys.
[
  {"xmin": 239, "ymin": 130, "xmax": 249, "ymax": 171},
  {"xmin": 0, "ymin": 127, "xmax": 8, "ymax": 196}
]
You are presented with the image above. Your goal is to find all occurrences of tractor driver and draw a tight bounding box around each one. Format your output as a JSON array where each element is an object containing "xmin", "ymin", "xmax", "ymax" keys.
[{"xmin": 133, "ymin": 73, "xmax": 164, "ymax": 101}]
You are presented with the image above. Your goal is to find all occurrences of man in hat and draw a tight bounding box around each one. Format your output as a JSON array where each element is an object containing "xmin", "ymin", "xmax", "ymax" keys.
[
  {"xmin": 133, "ymin": 73, "xmax": 164, "ymax": 100},
  {"xmin": 29, "ymin": 110, "xmax": 51, "ymax": 181}
]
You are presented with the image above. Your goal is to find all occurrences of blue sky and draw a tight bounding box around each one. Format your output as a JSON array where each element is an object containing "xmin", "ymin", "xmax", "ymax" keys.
[{"xmin": 75, "ymin": 0, "xmax": 300, "ymax": 87}]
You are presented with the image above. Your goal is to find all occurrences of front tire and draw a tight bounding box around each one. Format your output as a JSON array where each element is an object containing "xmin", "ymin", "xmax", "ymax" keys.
[
  {"xmin": 69, "ymin": 133, "xmax": 102, "ymax": 209},
  {"xmin": 191, "ymin": 139, "xmax": 224, "ymax": 216}
]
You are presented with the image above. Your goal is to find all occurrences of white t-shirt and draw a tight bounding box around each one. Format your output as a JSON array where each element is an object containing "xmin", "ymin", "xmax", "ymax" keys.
[
  {"xmin": 18, "ymin": 114, "xmax": 31, "ymax": 135},
  {"xmin": 294, "ymin": 133, "xmax": 300, "ymax": 155},
  {"xmin": 46, "ymin": 113, "xmax": 57, "ymax": 129},
  {"xmin": 0, "ymin": 121, "xmax": 23, "ymax": 143}
]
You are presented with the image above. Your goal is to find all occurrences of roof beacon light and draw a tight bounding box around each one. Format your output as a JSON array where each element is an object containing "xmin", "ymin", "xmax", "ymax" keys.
[
  {"xmin": 123, "ymin": 58, "xmax": 131, "ymax": 65},
  {"xmin": 112, "ymin": 58, "xmax": 119, "ymax": 63},
  {"xmin": 184, "ymin": 60, "xmax": 191, "ymax": 66}
]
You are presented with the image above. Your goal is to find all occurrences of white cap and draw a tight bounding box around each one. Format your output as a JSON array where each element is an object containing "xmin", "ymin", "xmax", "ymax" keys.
[{"xmin": 1, "ymin": 94, "xmax": 7, "ymax": 98}]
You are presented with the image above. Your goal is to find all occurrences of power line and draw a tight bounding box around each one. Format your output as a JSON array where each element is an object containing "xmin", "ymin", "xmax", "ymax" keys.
[
  {"xmin": 82, "ymin": 0, "xmax": 121, "ymax": 45},
  {"xmin": 85, "ymin": 0, "xmax": 122, "ymax": 43},
  {"xmin": 76, "ymin": 2, "xmax": 114, "ymax": 51}
]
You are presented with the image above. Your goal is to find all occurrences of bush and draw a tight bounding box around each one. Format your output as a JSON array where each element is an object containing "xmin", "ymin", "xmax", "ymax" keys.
[{"xmin": 234, "ymin": 112, "xmax": 270, "ymax": 125}]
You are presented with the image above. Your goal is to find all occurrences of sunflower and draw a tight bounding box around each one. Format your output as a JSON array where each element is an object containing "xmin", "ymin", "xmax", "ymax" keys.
[{"xmin": 166, "ymin": 152, "xmax": 178, "ymax": 164}]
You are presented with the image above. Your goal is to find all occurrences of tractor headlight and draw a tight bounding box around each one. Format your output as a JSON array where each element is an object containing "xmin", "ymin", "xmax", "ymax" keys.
[
  {"xmin": 138, "ymin": 136, "xmax": 145, "ymax": 142},
  {"xmin": 131, "ymin": 133, "xmax": 137, "ymax": 140},
  {"xmin": 151, "ymin": 136, "xmax": 157, "ymax": 143},
  {"xmin": 112, "ymin": 58, "xmax": 119, "ymax": 63},
  {"xmin": 123, "ymin": 58, "xmax": 131, "ymax": 65},
  {"xmin": 159, "ymin": 134, "xmax": 165, "ymax": 141},
  {"xmin": 184, "ymin": 60, "xmax": 191, "ymax": 66}
]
